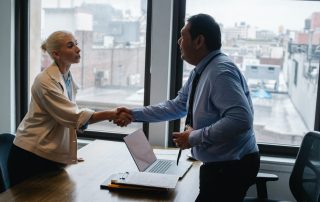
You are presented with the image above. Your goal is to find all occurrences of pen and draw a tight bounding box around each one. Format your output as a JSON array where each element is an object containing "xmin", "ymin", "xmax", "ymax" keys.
[
  {"xmin": 176, "ymin": 125, "xmax": 190, "ymax": 166},
  {"xmin": 176, "ymin": 148, "xmax": 182, "ymax": 166}
]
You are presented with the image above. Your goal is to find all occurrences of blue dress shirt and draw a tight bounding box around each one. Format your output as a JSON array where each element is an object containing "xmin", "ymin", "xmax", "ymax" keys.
[
  {"xmin": 132, "ymin": 50, "xmax": 258, "ymax": 163},
  {"xmin": 63, "ymin": 71, "xmax": 88, "ymax": 131}
]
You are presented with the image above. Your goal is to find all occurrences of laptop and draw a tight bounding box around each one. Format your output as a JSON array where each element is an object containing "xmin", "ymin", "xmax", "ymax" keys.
[{"xmin": 123, "ymin": 129, "xmax": 193, "ymax": 179}]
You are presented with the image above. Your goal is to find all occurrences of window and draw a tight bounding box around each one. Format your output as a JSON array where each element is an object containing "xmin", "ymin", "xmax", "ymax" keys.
[
  {"xmin": 30, "ymin": 0, "xmax": 148, "ymax": 135},
  {"xmin": 184, "ymin": 0, "xmax": 320, "ymax": 146}
]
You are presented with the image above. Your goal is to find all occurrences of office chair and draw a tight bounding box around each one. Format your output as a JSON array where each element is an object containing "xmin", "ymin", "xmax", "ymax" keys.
[
  {"xmin": 245, "ymin": 131, "xmax": 320, "ymax": 202},
  {"xmin": 0, "ymin": 133, "xmax": 14, "ymax": 193}
]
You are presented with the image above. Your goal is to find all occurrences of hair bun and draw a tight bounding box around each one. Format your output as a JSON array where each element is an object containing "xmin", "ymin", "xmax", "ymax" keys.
[{"xmin": 41, "ymin": 42, "xmax": 47, "ymax": 52}]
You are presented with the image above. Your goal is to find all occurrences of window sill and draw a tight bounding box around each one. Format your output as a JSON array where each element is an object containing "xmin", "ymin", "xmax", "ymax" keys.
[{"xmin": 260, "ymin": 155, "xmax": 295, "ymax": 173}]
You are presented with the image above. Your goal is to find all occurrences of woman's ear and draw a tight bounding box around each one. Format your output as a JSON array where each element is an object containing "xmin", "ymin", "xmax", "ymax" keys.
[{"xmin": 52, "ymin": 50, "xmax": 60, "ymax": 61}]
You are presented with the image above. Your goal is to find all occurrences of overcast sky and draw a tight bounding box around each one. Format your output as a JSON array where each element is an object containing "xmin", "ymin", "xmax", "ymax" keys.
[
  {"xmin": 43, "ymin": 0, "xmax": 143, "ymax": 16},
  {"xmin": 186, "ymin": 0, "xmax": 320, "ymax": 32},
  {"xmin": 43, "ymin": 0, "xmax": 319, "ymax": 32}
]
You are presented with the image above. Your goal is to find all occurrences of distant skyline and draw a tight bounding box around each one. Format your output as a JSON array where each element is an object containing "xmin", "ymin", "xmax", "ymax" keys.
[{"xmin": 187, "ymin": 0, "xmax": 320, "ymax": 32}]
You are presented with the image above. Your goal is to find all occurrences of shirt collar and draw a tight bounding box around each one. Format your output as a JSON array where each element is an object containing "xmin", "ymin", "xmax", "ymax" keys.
[
  {"xmin": 45, "ymin": 63, "xmax": 80, "ymax": 91},
  {"xmin": 45, "ymin": 63, "xmax": 65, "ymax": 84},
  {"xmin": 194, "ymin": 50, "xmax": 222, "ymax": 74},
  {"xmin": 62, "ymin": 71, "xmax": 71, "ymax": 82}
]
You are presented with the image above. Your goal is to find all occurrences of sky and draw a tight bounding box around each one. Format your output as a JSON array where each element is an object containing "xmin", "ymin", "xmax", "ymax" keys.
[
  {"xmin": 186, "ymin": 0, "xmax": 320, "ymax": 32},
  {"xmin": 43, "ymin": 0, "xmax": 319, "ymax": 32},
  {"xmin": 43, "ymin": 0, "xmax": 143, "ymax": 16}
]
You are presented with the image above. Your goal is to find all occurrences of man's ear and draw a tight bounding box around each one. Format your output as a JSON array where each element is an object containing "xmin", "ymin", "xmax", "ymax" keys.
[{"xmin": 194, "ymin": 34, "xmax": 205, "ymax": 50}]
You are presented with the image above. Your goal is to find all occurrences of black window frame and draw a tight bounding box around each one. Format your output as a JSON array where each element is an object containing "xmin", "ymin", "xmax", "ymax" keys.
[
  {"xmin": 15, "ymin": 0, "xmax": 29, "ymax": 126},
  {"xmin": 77, "ymin": 0, "xmax": 152, "ymax": 141},
  {"xmin": 171, "ymin": 0, "xmax": 320, "ymax": 158},
  {"xmin": 16, "ymin": 0, "xmax": 152, "ymax": 141},
  {"xmin": 16, "ymin": 0, "xmax": 320, "ymax": 157}
]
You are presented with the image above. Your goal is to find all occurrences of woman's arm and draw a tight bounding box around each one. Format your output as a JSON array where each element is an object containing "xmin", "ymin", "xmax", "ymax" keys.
[{"xmin": 89, "ymin": 109, "xmax": 133, "ymax": 126}]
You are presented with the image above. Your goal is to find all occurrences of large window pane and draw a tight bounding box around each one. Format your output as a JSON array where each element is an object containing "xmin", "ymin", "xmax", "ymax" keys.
[
  {"xmin": 30, "ymin": 0, "xmax": 147, "ymax": 134},
  {"xmin": 185, "ymin": 0, "xmax": 320, "ymax": 146}
]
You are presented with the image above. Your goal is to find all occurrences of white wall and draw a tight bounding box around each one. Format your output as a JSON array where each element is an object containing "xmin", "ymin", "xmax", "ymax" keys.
[
  {"xmin": 29, "ymin": 0, "xmax": 42, "ymax": 97},
  {"xmin": 148, "ymin": 0, "xmax": 173, "ymax": 147},
  {"xmin": 0, "ymin": 0, "xmax": 15, "ymax": 133}
]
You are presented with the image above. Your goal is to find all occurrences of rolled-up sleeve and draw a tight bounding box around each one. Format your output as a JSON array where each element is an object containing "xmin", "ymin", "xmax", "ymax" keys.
[{"xmin": 34, "ymin": 77, "xmax": 94, "ymax": 130}]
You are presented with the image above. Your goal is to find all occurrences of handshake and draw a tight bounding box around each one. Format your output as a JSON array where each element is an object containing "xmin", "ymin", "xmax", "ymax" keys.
[{"xmin": 111, "ymin": 107, "xmax": 133, "ymax": 127}]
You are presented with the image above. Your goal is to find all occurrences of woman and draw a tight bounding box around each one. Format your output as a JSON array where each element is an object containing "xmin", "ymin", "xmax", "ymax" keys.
[{"xmin": 8, "ymin": 30, "xmax": 131, "ymax": 186}]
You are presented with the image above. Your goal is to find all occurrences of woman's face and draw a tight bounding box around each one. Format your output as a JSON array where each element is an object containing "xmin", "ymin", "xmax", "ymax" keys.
[{"xmin": 56, "ymin": 34, "xmax": 81, "ymax": 65}]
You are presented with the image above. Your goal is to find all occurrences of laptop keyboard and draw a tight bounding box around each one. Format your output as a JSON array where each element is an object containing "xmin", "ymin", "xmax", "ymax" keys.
[{"xmin": 149, "ymin": 160, "xmax": 173, "ymax": 173}]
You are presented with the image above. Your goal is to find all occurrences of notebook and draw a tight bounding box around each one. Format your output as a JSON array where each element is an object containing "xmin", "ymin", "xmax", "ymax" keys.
[
  {"xmin": 100, "ymin": 171, "xmax": 179, "ymax": 192},
  {"xmin": 123, "ymin": 129, "xmax": 193, "ymax": 179}
]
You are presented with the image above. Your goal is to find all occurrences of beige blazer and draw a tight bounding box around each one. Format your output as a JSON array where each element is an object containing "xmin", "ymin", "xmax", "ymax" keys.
[{"xmin": 14, "ymin": 63, "xmax": 94, "ymax": 164}]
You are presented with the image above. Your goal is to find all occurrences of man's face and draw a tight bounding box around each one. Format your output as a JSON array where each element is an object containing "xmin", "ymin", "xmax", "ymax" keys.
[{"xmin": 177, "ymin": 23, "xmax": 196, "ymax": 65}]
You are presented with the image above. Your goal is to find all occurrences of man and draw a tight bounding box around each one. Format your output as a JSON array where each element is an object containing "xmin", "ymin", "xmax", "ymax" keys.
[{"xmin": 117, "ymin": 14, "xmax": 259, "ymax": 201}]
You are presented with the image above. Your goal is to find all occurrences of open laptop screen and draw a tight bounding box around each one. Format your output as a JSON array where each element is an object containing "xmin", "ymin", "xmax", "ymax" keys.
[{"xmin": 123, "ymin": 129, "xmax": 157, "ymax": 171}]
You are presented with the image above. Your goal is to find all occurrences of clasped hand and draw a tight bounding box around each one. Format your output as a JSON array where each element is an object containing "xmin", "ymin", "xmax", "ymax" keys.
[{"xmin": 112, "ymin": 107, "xmax": 133, "ymax": 127}]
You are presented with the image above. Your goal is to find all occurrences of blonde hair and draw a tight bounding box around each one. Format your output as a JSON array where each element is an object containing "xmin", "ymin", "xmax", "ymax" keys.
[{"xmin": 41, "ymin": 30, "xmax": 72, "ymax": 59}]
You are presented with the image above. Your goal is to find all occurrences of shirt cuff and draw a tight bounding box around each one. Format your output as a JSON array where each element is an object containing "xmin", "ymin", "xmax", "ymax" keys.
[
  {"xmin": 189, "ymin": 129, "xmax": 202, "ymax": 146},
  {"xmin": 77, "ymin": 122, "xmax": 89, "ymax": 134},
  {"xmin": 132, "ymin": 108, "xmax": 144, "ymax": 122},
  {"xmin": 80, "ymin": 122, "xmax": 89, "ymax": 130},
  {"xmin": 77, "ymin": 109, "xmax": 95, "ymax": 129}
]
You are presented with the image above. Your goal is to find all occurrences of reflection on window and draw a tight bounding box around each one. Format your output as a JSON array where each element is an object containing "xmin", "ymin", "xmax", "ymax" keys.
[
  {"xmin": 31, "ymin": 0, "xmax": 147, "ymax": 134},
  {"xmin": 185, "ymin": 0, "xmax": 320, "ymax": 146}
]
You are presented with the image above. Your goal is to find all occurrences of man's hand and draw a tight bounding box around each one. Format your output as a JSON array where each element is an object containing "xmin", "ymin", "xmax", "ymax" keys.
[
  {"xmin": 113, "ymin": 107, "xmax": 133, "ymax": 127},
  {"xmin": 172, "ymin": 126, "xmax": 193, "ymax": 149}
]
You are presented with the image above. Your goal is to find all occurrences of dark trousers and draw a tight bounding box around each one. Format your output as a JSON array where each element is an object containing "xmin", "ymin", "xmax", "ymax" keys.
[
  {"xmin": 196, "ymin": 152, "xmax": 260, "ymax": 202},
  {"xmin": 8, "ymin": 144, "xmax": 65, "ymax": 187}
]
